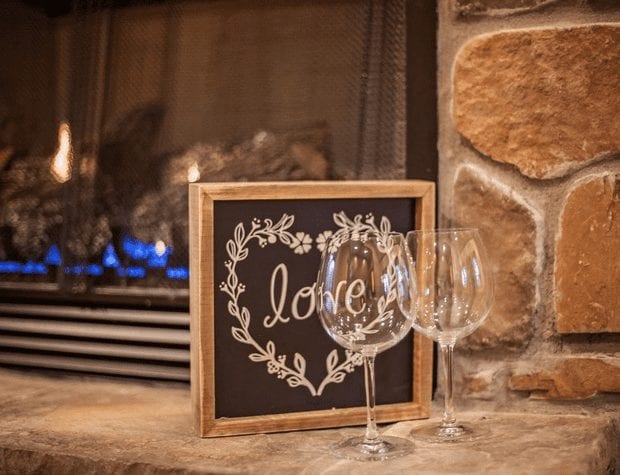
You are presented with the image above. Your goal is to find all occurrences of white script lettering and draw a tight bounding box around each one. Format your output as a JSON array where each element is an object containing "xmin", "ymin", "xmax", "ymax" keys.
[
  {"xmin": 263, "ymin": 263, "xmax": 316, "ymax": 328},
  {"xmin": 318, "ymin": 278, "xmax": 367, "ymax": 316}
]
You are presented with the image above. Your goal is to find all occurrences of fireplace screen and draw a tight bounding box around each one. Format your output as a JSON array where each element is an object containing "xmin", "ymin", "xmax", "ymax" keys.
[
  {"xmin": 0, "ymin": 0, "xmax": 406, "ymax": 307},
  {"xmin": 0, "ymin": 0, "xmax": 406, "ymax": 379}
]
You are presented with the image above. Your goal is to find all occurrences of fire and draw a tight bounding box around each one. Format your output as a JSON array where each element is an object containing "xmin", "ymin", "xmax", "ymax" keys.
[
  {"xmin": 154, "ymin": 240, "xmax": 166, "ymax": 257},
  {"xmin": 50, "ymin": 122, "xmax": 72, "ymax": 183},
  {"xmin": 187, "ymin": 162, "xmax": 200, "ymax": 183}
]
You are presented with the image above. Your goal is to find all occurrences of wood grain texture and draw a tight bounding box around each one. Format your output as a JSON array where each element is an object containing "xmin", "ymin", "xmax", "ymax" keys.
[
  {"xmin": 197, "ymin": 180, "xmax": 434, "ymax": 201},
  {"xmin": 188, "ymin": 185, "xmax": 203, "ymax": 434},
  {"xmin": 189, "ymin": 180, "xmax": 435, "ymax": 437}
]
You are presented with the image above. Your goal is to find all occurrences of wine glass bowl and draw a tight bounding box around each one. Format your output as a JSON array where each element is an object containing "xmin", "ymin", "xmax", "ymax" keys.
[
  {"xmin": 412, "ymin": 229, "xmax": 493, "ymax": 344},
  {"xmin": 318, "ymin": 236, "xmax": 413, "ymax": 355},
  {"xmin": 403, "ymin": 228, "xmax": 494, "ymax": 442},
  {"xmin": 316, "ymin": 231, "xmax": 414, "ymax": 461}
]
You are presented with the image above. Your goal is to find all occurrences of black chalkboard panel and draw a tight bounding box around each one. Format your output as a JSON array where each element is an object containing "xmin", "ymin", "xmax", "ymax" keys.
[{"xmin": 189, "ymin": 181, "xmax": 434, "ymax": 437}]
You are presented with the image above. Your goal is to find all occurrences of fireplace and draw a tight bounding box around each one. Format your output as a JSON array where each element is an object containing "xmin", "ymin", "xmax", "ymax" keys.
[{"xmin": 0, "ymin": 0, "xmax": 435, "ymax": 380}]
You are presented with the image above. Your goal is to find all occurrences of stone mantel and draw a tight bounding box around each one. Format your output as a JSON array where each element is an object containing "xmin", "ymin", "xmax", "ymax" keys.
[{"xmin": 0, "ymin": 369, "xmax": 616, "ymax": 474}]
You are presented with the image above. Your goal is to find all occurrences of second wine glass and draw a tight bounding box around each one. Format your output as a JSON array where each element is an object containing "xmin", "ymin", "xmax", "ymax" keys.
[
  {"xmin": 316, "ymin": 231, "xmax": 414, "ymax": 461},
  {"xmin": 402, "ymin": 228, "xmax": 494, "ymax": 442}
]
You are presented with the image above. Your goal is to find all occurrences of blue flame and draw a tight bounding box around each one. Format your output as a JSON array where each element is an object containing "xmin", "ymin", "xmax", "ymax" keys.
[
  {"xmin": 87, "ymin": 264, "xmax": 103, "ymax": 276},
  {"xmin": 23, "ymin": 261, "xmax": 47, "ymax": 275},
  {"xmin": 103, "ymin": 243, "xmax": 121, "ymax": 268},
  {"xmin": 64, "ymin": 265, "xmax": 82, "ymax": 275},
  {"xmin": 147, "ymin": 246, "xmax": 171, "ymax": 268},
  {"xmin": 44, "ymin": 244, "xmax": 62, "ymax": 266},
  {"xmin": 63, "ymin": 264, "xmax": 104, "ymax": 276},
  {"xmin": 117, "ymin": 266, "xmax": 146, "ymax": 279},
  {"xmin": 0, "ymin": 261, "xmax": 23, "ymax": 273},
  {"xmin": 166, "ymin": 267, "xmax": 189, "ymax": 280},
  {"xmin": 122, "ymin": 236, "xmax": 149, "ymax": 261},
  {"xmin": 122, "ymin": 236, "xmax": 172, "ymax": 268},
  {"xmin": 0, "ymin": 236, "xmax": 188, "ymax": 281}
]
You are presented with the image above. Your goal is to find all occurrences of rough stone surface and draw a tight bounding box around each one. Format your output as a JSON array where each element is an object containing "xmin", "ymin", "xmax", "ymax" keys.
[
  {"xmin": 510, "ymin": 357, "xmax": 620, "ymax": 399},
  {"xmin": 453, "ymin": 0, "xmax": 560, "ymax": 17},
  {"xmin": 0, "ymin": 369, "xmax": 617, "ymax": 474},
  {"xmin": 461, "ymin": 368, "xmax": 498, "ymax": 400},
  {"xmin": 555, "ymin": 174, "xmax": 620, "ymax": 333},
  {"xmin": 452, "ymin": 165, "xmax": 539, "ymax": 349},
  {"xmin": 453, "ymin": 25, "xmax": 620, "ymax": 179}
]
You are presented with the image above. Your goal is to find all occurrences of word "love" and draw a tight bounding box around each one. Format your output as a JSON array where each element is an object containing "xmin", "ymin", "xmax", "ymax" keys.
[{"xmin": 263, "ymin": 263, "xmax": 367, "ymax": 328}]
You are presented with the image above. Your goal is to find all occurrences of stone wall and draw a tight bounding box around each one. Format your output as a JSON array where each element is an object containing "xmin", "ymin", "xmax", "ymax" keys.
[{"xmin": 438, "ymin": 1, "xmax": 620, "ymax": 414}]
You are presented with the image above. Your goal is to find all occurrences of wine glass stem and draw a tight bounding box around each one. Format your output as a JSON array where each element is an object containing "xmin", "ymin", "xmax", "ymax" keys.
[
  {"xmin": 363, "ymin": 354, "xmax": 380, "ymax": 444},
  {"xmin": 440, "ymin": 343, "xmax": 457, "ymax": 428}
]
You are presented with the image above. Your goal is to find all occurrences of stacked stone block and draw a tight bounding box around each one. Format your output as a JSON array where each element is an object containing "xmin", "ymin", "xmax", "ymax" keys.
[{"xmin": 438, "ymin": 1, "xmax": 620, "ymax": 408}]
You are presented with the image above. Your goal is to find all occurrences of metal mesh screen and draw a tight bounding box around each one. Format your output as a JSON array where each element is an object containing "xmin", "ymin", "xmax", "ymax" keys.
[{"xmin": 0, "ymin": 0, "xmax": 406, "ymax": 305}]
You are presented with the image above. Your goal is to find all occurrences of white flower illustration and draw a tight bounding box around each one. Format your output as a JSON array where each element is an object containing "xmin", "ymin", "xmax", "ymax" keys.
[
  {"xmin": 351, "ymin": 352, "xmax": 363, "ymax": 366},
  {"xmin": 315, "ymin": 230, "xmax": 333, "ymax": 252},
  {"xmin": 290, "ymin": 232, "xmax": 312, "ymax": 254}
]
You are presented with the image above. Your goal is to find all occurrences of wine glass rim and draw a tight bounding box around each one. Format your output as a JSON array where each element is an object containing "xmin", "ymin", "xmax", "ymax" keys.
[
  {"xmin": 406, "ymin": 227, "xmax": 480, "ymax": 235},
  {"xmin": 324, "ymin": 230, "xmax": 405, "ymax": 241}
]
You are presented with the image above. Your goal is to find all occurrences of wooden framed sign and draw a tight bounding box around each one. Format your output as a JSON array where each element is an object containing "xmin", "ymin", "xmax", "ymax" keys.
[{"xmin": 189, "ymin": 181, "xmax": 434, "ymax": 437}]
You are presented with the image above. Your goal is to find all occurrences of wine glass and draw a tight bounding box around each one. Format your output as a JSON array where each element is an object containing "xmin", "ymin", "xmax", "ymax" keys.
[
  {"xmin": 316, "ymin": 231, "xmax": 415, "ymax": 461},
  {"xmin": 401, "ymin": 228, "xmax": 494, "ymax": 442}
]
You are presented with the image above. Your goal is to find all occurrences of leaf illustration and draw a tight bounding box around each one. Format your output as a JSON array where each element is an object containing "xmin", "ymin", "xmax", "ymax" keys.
[
  {"xmin": 238, "ymin": 248, "xmax": 249, "ymax": 260},
  {"xmin": 227, "ymin": 271, "xmax": 238, "ymax": 290},
  {"xmin": 226, "ymin": 240, "xmax": 236, "ymax": 258},
  {"xmin": 293, "ymin": 353, "xmax": 306, "ymax": 376},
  {"xmin": 239, "ymin": 307, "xmax": 250, "ymax": 328},
  {"xmin": 326, "ymin": 349, "xmax": 339, "ymax": 373},
  {"xmin": 383, "ymin": 309, "xmax": 394, "ymax": 322},
  {"xmin": 248, "ymin": 353, "xmax": 268, "ymax": 362},
  {"xmin": 332, "ymin": 212, "xmax": 347, "ymax": 228},
  {"xmin": 380, "ymin": 216, "xmax": 391, "ymax": 233},
  {"xmin": 286, "ymin": 376, "xmax": 303, "ymax": 388},
  {"xmin": 376, "ymin": 295, "xmax": 386, "ymax": 313},
  {"xmin": 279, "ymin": 232, "xmax": 293, "ymax": 246},
  {"xmin": 227, "ymin": 301, "xmax": 238, "ymax": 316},
  {"xmin": 234, "ymin": 223, "xmax": 245, "ymax": 245},
  {"xmin": 281, "ymin": 214, "xmax": 295, "ymax": 230},
  {"xmin": 332, "ymin": 372, "xmax": 346, "ymax": 383},
  {"xmin": 231, "ymin": 326, "xmax": 248, "ymax": 343},
  {"xmin": 266, "ymin": 340, "xmax": 276, "ymax": 356}
]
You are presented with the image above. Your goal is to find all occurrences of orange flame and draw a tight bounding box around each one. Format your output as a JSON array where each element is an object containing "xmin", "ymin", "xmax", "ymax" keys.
[
  {"xmin": 51, "ymin": 122, "xmax": 72, "ymax": 183},
  {"xmin": 187, "ymin": 162, "xmax": 200, "ymax": 183}
]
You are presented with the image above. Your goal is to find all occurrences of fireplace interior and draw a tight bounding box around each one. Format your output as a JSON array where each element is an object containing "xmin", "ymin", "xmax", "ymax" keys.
[{"xmin": 0, "ymin": 0, "xmax": 407, "ymax": 380}]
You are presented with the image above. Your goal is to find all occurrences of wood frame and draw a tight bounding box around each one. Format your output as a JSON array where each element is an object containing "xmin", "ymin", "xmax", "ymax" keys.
[{"xmin": 189, "ymin": 180, "xmax": 435, "ymax": 437}]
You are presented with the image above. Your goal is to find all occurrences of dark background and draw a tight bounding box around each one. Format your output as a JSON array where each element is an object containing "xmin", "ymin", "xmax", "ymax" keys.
[{"xmin": 213, "ymin": 197, "xmax": 415, "ymax": 418}]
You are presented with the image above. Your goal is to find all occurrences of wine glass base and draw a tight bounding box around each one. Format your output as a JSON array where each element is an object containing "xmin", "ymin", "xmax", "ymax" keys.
[
  {"xmin": 330, "ymin": 435, "xmax": 414, "ymax": 462},
  {"xmin": 410, "ymin": 422, "xmax": 490, "ymax": 444}
]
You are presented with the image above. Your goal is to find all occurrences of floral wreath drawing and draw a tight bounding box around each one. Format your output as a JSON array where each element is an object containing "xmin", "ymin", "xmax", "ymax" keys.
[{"xmin": 219, "ymin": 211, "xmax": 394, "ymax": 397}]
